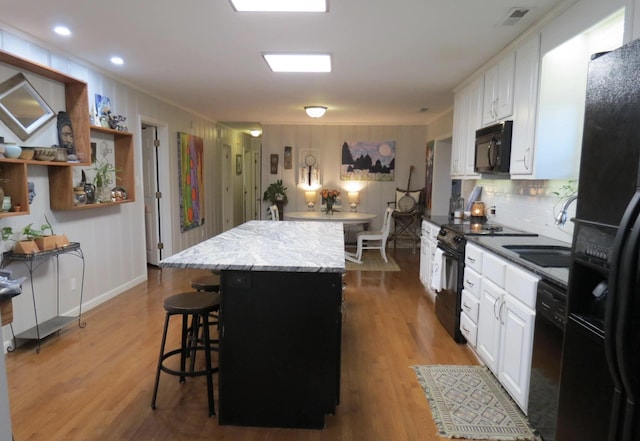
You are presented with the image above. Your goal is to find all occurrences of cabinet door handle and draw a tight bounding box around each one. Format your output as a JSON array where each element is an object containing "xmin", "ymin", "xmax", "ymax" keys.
[
  {"xmin": 467, "ymin": 256, "xmax": 476, "ymax": 263},
  {"xmin": 498, "ymin": 297, "xmax": 506, "ymax": 325},
  {"xmin": 462, "ymin": 302, "xmax": 471, "ymax": 310},
  {"xmin": 465, "ymin": 280, "xmax": 474, "ymax": 287},
  {"xmin": 462, "ymin": 325, "xmax": 470, "ymax": 334}
]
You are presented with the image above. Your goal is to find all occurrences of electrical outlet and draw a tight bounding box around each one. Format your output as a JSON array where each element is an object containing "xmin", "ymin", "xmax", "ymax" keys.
[{"xmin": 71, "ymin": 277, "xmax": 76, "ymax": 291}]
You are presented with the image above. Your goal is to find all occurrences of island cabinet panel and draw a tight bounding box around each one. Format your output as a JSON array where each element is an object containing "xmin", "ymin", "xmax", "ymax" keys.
[{"xmin": 218, "ymin": 270, "xmax": 342, "ymax": 429}]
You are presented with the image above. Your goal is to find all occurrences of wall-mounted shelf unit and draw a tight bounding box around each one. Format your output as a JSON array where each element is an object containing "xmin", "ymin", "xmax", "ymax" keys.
[{"xmin": 0, "ymin": 49, "xmax": 135, "ymax": 213}]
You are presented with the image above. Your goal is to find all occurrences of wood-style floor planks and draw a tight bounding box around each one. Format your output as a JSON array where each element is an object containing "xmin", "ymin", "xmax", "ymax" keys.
[{"xmin": 5, "ymin": 249, "xmax": 484, "ymax": 441}]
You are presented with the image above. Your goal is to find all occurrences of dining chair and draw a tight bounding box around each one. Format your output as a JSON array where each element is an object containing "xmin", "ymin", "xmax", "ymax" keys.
[
  {"xmin": 346, "ymin": 207, "xmax": 394, "ymax": 263},
  {"xmin": 269, "ymin": 204, "xmax": 279, "ymax": 221}
]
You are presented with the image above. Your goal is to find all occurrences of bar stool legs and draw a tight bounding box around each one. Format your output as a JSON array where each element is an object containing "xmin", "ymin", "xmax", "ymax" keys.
[{"xmin": 151, "ymin": 292, "xmax": 219, "ymax": 417}]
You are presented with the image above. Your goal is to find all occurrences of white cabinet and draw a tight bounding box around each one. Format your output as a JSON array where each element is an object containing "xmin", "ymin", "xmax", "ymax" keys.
[
  {"xmin": 499, "ymin": 294, "xmax": 535, "ymax": 410},
  {"xmin": 467, "ymin": 243, "xmax": 540, "ymax": 413},
  {"xmin": 482, "ymin": 52, "xmax": 515, "ymax": 126},
  {"xmin": 451, "ymin": 76, "xmax": 483, "ymax": 178},
  {"xmin": 510, "ymin": 34, "xmax": 541, "ymax": 176},
  {"xmin": 419, "ymin": 220, "xmax": 440, "ymax": 298}
]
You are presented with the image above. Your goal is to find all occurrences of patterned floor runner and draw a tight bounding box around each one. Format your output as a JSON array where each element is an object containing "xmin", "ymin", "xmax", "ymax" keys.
[{"xmin": 412, "ymin": 365, "xmax": 540, "ymax": 440}]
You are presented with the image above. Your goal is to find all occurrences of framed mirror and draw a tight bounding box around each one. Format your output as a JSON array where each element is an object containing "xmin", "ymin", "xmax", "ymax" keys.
[{"xmin": 0, "ymin": 72, "xmax": 56, "ymax": 141}]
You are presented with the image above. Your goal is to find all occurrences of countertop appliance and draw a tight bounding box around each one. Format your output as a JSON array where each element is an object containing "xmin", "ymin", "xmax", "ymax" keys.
[
  {"xmin": 556, "ymin": 38, "xmax": 640, "ymax": 441},
  {"xmin": 434, "ymin": 222, "xmax": 537, "ymax": 343},
  {"xmin": 528, "ymin": 279, "xmax": 567, "ymax": 441},
  {"xmin": 474, "ymin": 120, "xmax": 513, "ymax": 175}
]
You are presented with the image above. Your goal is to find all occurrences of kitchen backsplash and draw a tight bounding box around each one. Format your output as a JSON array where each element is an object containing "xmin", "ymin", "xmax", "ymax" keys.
[{"xmin": 462, "ymin": 179, "xmax": 577, "ymax": 243}]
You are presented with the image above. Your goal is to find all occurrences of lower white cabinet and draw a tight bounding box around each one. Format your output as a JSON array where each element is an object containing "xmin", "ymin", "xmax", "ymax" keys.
[
  {"xmin": 419, "ymin": 220, "xmax": 439, "ymax": 296},
  {"xmin": 499, "ymin": 294, "xmax": 535, "ymax": 411},
  {"xmin": 469, "ymin": 243, "xmax": 539, "ymax": 413}
]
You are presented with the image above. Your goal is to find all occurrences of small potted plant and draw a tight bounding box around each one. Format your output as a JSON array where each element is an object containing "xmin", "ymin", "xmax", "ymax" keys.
[
  {"xmin": 91, "ymin": 159, "xmax": 119, "ymax": 203},
  {"xmin": 263, "ymin": 179, "xmax": 288, "ymax": 218},
  {"xmin": 2, "ymin": 224, "xmax": 41, "ymax": 254}
]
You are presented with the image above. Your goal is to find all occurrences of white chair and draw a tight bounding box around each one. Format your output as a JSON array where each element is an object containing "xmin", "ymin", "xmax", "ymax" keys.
[
  {"xmin": 269, "ymin": 204, "xmax": 279, "ymax": 221},
  {"xmin": 346, "ymin": 207, "xmax": 394, "ymax": 264}
]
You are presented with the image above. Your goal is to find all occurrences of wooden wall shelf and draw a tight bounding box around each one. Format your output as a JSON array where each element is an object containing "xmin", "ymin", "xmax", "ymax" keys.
[{"xmin": 0, "ymin": 49, "xmax": 135, "ymax": 214}]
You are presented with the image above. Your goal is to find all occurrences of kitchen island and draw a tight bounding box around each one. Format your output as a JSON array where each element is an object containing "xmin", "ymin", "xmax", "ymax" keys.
[{"xmin": 160, "ymin": 220, "xmax": 345, "ymax": 429}]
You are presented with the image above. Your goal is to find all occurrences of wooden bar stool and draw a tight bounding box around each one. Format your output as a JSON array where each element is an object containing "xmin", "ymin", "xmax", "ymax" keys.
[{"xmin": 151, "ymin": 291, "xmax": 221, "ymax": 417}]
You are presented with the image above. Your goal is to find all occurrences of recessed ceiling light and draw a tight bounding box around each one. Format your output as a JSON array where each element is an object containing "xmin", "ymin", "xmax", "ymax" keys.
[
  {"xmin": 229, "ymin": 0, "xmax": 327, "ymax": 12},
  {"xmin": 53, "ymin": 26, "xmax": 71, "ymax": 36},
  {"xmin": 110, "ymin": 56, "xmax": 124, "ymax": 65},
  {"xmin": 263, "ymin": 53, "xmax": 332, "ymax": 73}
]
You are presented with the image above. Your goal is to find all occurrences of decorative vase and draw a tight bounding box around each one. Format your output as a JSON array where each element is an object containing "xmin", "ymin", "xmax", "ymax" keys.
[
  {"xmin": 326, "ymin": 200, "xmax": 334, "ymax": 215},
  {"xmin": 97, "ymin": 186, "xmax": 112, "ymax": 203}
]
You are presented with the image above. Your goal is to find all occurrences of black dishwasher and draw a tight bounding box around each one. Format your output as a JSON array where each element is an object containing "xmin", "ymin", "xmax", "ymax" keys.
[{"xmin": 527, "ymin": 279, "xmax": 567, "ymax": 441}]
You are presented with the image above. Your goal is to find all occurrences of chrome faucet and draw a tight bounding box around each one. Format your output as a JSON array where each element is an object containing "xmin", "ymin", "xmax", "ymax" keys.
[{"xmin": 555, "ymin": 194, "xmax": 578, "ymax": 225}]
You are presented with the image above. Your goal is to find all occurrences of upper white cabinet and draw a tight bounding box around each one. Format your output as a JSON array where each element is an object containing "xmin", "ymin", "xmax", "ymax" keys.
[
  {"xmin": 451, "ymin": 76, "xmax": 482, "ymax": 178},
  {"xmin": 510, "ymin": 34, "xmax": 541, "ymax": 176},
  {"xmin": 482, "ymin": 52, "xmax": 515, "ymax": 126}
]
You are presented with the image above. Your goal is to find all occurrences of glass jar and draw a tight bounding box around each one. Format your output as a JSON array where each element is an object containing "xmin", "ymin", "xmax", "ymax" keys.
[{"xmin": 73, "ymin": 186, "xmax": 87, "ymax": 206}]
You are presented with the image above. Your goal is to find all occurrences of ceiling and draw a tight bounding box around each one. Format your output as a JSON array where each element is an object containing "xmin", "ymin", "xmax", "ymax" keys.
[{"xmin": 0, "ymin": 0, "xmax": 566, "ymax": 131}]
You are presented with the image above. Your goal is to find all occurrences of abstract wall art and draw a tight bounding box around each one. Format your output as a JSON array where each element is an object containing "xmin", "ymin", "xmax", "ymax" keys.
[{"xmin": 178, "ymin": 132, "xmax": 205, "ymax": 231}]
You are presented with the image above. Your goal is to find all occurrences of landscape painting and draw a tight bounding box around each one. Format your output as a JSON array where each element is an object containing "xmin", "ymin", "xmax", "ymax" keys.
[
  {"xmin": 341, "ymin": 140, "xmax": 396, "ymax": 181},
  {"xmin": 178, "ymin": 132, "xmax": 205, "ymax": 232}
]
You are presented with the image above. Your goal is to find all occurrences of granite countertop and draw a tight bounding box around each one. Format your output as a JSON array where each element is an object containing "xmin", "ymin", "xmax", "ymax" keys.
[
  {"xmin": 422, "ymin": 215, "xmax": 570, "ymax": 287},
  {"xmin": 467, "ymin": 235, "xmax": 570, "ymax": 288},
  {"xmin": 159, "ymin": 220, "xmax": 346, "ymax": 273}
]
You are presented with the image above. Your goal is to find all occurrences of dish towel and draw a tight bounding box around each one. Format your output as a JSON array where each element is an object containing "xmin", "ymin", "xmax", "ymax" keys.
[{"xmin": 431, "ymin": 248, "xmax": 445, "ymax": 292}]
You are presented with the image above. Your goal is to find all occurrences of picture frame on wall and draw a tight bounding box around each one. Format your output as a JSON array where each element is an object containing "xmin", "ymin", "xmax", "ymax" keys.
[
  {"xmin": 270, "ymin": 154, "xmax": 279, "ymax": 174},
  {"xmin": 284, "ymin": 146, "xmax": 292, "ymax": 169},
  {"xmin": 236, "ymin": 154, "xmax": 242, "ymax": 175}
]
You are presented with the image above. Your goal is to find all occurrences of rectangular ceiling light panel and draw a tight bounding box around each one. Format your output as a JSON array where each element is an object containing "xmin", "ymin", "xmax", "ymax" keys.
[
  {"xmin": 229, "ymin": 0, "xmax": 327, "ymax": 12},
  {"xmin": 263, "ymin": 53, "xmax": 332, "ymax": 72}
]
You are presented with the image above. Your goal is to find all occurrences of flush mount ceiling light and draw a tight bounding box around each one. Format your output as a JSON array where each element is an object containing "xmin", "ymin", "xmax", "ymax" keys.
[
  {"xmin": 305, "ymin": 106, "xmax": 327, "ymax": 118},
  {"xmin": 53, "ymin": 25, "xmax": 71, "ymax": 36},
  {"xmin": 249, "ymin": 129, "xmax": 262, "ymax": 137},
  {"xmin": 263, "ymin": 53, "xmax": 332, "ymax": 73},
  {"xmin": 229, "ymin": 0, "xmax": 327, "ymax": 12},
  {"xmin": 110, "ymin": 56, "xmax": 124, "ymax": 65}
]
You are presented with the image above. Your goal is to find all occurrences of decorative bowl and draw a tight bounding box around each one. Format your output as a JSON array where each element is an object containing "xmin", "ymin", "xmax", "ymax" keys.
[
  {"xmin": 34, "ymin": 148, "xmax": 57, "ymax": 161},
  {"xmin": 53, "ymin": 148, "xmax": 68, "ymax": 162},
  {"xmin": 4, "ymin": 143, "xmax": 22, "ymax": 158},
  {"xmin": 18, "ymin": 147, "xmax": 35, "ymax": 160}
]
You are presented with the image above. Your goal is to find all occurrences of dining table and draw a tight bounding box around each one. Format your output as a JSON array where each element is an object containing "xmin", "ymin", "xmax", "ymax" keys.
[
  {"xmin": 284, "ymin": 210, "xmax": 376, "ymax": 226},
  {"xmin": 159, "ymin": 220, "xmax": 344, "ymax": 429}
]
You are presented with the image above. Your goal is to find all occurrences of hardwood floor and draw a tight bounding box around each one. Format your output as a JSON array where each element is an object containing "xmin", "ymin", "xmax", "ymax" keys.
[{"xmin": 5, "ymin": 249, "xmax": 481, "ymax": 441}]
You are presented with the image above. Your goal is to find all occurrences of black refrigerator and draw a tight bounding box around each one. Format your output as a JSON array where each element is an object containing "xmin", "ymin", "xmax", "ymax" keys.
[{"xmin": 556, "ymin": 38, "xmax": 640, "ymax": 441}]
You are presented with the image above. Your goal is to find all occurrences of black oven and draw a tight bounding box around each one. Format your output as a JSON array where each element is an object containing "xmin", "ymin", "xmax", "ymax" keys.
[{"xmin": 435, "ymin": 229, "xmax": 466, "ymax": 343}]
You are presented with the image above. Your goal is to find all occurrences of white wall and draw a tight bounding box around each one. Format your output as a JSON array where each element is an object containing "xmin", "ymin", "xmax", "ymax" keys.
[
  {"xmin": 0, "ymin": 26, "xmax": 225, "ymax": 351},
  {"xmin": 262, "ymin": 124, "xmax": 428, "ymax": 230}
]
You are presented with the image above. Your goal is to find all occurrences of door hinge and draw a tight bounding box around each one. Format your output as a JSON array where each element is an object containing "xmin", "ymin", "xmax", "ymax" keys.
[
  {"xmin": 153, "ymin": 139, "xmax": 160, "ymax": 147},
  {"xmin": 157, "ymin": 242, "xmax": 164, "ymax": 250},
  {"xmin": 155, "ymin": 191, "xmax": 162, "ymax": 199}
]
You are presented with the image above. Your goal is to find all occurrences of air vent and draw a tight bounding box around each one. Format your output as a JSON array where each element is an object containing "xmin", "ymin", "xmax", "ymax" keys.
[{"xmin": 499, "ymin": 7, "xmax": 531, "ymax": 26}]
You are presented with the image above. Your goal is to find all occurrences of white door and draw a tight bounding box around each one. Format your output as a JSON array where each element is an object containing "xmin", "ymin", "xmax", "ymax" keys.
[{"xmin": 142, "ymin": 124, "xmax": 161, "ymax": 265}]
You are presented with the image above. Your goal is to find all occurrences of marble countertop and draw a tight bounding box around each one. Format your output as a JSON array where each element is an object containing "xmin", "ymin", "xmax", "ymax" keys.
[{"xmin": 159, "ymin": 220, "xmax": 346, "ymax": 273}]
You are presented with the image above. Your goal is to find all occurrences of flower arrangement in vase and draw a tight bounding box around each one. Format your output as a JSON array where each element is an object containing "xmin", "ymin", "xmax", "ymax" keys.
[{"xmin": 321, "ymin": 189, "xmax": 340, "ymax": 214}]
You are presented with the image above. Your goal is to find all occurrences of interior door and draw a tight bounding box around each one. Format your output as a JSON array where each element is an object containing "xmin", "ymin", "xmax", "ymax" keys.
[{"xmin": 142, "ymin": 124, "xmax": 161, "ymax": 265}]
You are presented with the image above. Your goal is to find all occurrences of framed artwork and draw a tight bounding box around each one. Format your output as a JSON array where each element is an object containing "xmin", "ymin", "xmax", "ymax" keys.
[
  {"xmin": 94, "ymin": 94, "xmax": 111, "ymax": 127},
  {"xmin": 341, "ymin": 140, "xmax": 396, "ymax": 181},
  {"xmin": 178, "ymin": 132, "xmax": 205, "ymax": 232},
  {"xmin": 270, "ymin": 154, "xmax": 279, "ymax": 174},
  {"xmin": 236, "ymin": 154, "xmax": 242, "ymax": 175},
  {"xmin": 284, "ymin": 146, "xmax": 292, "ymax": 169}
]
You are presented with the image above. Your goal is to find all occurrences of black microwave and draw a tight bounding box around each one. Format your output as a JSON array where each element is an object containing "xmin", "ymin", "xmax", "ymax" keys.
[{"xmin": 474, "ymin": 120, "xmax": 513, "ymax": 175}]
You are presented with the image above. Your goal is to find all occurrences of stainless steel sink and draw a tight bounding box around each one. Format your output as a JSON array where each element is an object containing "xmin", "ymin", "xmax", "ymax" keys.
[{"xmin": 502, "ymin": 245, "xmax": 571, "ymax": 268}]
